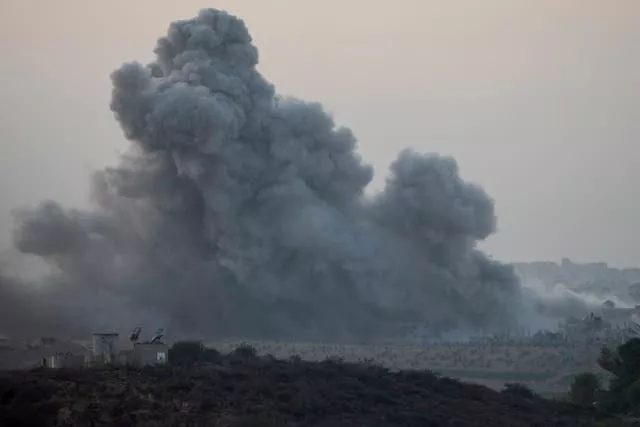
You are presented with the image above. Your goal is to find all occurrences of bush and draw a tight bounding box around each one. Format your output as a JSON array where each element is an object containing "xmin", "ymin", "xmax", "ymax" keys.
[
  {"xmin": 168, "ymin": 341, "xmax": 204, "ymax": 365},
  {"xmin": 231, "ymin": 343, "xmax": 259, "ymax": 360},
  {"xmin": 289, "ymin": 354, "xmax": 302, "ymax": 363},
  {"xmin": 501, "ymin": 383, "xmax": 537, "ymax": 399},
  {"xmin": 201, "ymin": 348, "xmax": 222, "ymax": 363},
  {"xmin": 570, "ymin": 373, "xmax": 600, "ymax": 406},
  {"xmin": 597, "ymin": 338, "xmax": 640, "ymax": 414},
  {"xmin": 169, "ymin": 340, "xmax": 223, "ymax": 366}
]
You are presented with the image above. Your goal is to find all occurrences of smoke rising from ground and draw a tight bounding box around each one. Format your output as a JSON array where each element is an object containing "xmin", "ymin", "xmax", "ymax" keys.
[{"xmin": 3, "ymin": 9, "xmax": 582, "ymax": 341}]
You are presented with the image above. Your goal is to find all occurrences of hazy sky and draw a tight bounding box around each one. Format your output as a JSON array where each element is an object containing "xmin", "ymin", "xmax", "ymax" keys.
[{"xmin": 1, "ymin": 0, "xmax": 638, "ymax": 267}]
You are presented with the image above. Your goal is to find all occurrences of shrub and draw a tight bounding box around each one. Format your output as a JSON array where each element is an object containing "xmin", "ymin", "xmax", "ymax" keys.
[
  {"xmin": 168, "ymin": 341, "xmax": 204, "ymax": 365},
  {"xmin": 597, "ymin": 338, "xmax": 640, "ymax": 414},
  {"xmin": 289, "ymin": 354, "xmax": 302, "ymax": 363},
  {"xmin": 231, "ymin": 343, "xmax": 259, "ymax": 360},
  {"xmin": 169, "ymin": 341, "xmax": 223, "ymax": 365},
  {"xmin": 201, "ymin": 348, "xmax": 222, "ymax": 363},
  {"xmin": 229, "ymin": 415, "xmax": 281, "ymax": 427},
  {"xmin": 570, "ymin": 372, "xmax": 600, "ymax": 406},
  {"xmin": 501, "ymin": 383, "xmax": 537, "ymax": 399}
]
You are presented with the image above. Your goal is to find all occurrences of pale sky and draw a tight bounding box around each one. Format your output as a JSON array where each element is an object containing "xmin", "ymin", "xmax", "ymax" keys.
[{"xmin": 1, "ymin": 0, "xmax": 639, "ymax": 267}]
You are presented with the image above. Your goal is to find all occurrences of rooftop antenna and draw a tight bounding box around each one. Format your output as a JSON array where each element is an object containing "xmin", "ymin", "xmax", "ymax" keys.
[
  {"xmin": 129, "ymin": 327, "xmax": 142, "ymax": 343},
  {"xmin": 149, "ymin": 328, "xmax": 164, "ymax": 344}
]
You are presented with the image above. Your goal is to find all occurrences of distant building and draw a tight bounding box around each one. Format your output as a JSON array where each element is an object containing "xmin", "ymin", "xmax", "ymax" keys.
[
  {"xmin": 38, "ymin": 328, "xmax": 170, "ymax": 369},
  {"xmin": 129, "ymin": 343, "xmax": 169, "ymax": 366},
  {"xmin": 42, "ymin": 352, "xmax": 85, "ymax": 369}
]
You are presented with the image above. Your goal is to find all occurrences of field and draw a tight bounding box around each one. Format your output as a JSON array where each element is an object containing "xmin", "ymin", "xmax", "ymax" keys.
[{"xmin": 207, "ymin": 340, "xmax": 606, "ymax": 395}]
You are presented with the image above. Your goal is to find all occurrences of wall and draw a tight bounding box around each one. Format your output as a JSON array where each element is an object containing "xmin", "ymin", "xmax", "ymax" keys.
[
  {"xmin": 131, "ymin": 343, "xmax": 168, "ymax": 367},
  {"xmin": 44, "ymin": 353, "xmax": 85, "ymax": 368}
]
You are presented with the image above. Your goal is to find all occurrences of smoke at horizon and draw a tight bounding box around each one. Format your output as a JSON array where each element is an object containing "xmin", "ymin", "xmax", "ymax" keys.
[{"xmin": 0, "ymin": 9, "xmax": 610, "ymax": 342}]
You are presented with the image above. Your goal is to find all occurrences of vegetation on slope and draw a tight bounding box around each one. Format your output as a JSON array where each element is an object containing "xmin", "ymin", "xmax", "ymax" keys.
[{"xmin": 0, "ymin": 344, "xmax": 602, "ymax": 427}]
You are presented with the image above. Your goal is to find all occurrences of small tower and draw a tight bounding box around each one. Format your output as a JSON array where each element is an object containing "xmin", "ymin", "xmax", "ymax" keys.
[{"xmin": 92, "ymin": 332, "xmax": 119, "ymax": 365}]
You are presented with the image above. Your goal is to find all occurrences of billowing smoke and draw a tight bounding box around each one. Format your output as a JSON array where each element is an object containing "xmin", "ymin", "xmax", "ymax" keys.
[
  {"xmin": 521, "ymin": 279, "xmax": 633, "ymax": 320},
  {"xmin": 0, "ymin": 268, "xmax": 89, "ymax": 340},
  {"xmin": 7, "ymin": 9, "xmax": 528, "ymax": 341}
]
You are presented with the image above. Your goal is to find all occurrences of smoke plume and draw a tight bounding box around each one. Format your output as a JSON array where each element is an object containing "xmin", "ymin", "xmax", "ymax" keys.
[{"xmin": 7, "ymin": 9, "xmax": 527, "ymax": 341}]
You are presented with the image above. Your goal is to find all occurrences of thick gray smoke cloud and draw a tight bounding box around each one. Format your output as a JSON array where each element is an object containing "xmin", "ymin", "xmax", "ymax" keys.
[
  {"xmin": 0, "ymin": 272, "xmax": 81, "ymax": 339},
  {"xmin": 8, "ymin": 9, "xmax": 527, "ymax": 341}
]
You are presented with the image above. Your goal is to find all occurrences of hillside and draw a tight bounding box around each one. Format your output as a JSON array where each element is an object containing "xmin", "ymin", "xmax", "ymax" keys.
[
  {"xmin": 207, "ymin": 339, "xmax": 605, "ymax": 396},
  {"xmin": 0, "ymin": 357, "xmax": 601, "ymax": 427}
]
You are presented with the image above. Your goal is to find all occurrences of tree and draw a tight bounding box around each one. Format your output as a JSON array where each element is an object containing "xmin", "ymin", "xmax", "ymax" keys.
[
  {"xmin": 201, "ymin": 347, "xmax": 222, "ymax": 363},
  {"xmin": 570, "ymin": 373, "xmax": 600, "ymax": 406},
  {"xmin": 168, "ymin": 341, "xmax": 206, "ymax": 366},
  {"xmin": 598, "ymin": 339, "xmax": 640, "ymax": 388},
  {"xmin": 231, "ymin": 343, "xmax": 258, "ymax": 360},
  {"xmin": 597, "ymin": 338, "xmax": 640, "ymax": 414}
]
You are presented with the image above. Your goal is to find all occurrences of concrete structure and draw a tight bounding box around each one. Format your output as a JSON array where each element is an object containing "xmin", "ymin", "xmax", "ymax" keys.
[
  {"xmin": 129, "ymin": 343, "xmax": 169, "ymax": 367},
  {"xmin": 92, "ymin": 333, "xmax": 119, "ymax": 365},
  {"xmin": 34, "ymin": 330, "xmax": 170, "ymax": 369}
]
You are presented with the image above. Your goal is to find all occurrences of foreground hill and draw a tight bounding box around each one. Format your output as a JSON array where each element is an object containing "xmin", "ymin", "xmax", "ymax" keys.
[{"xmin": 0, "ymin": 357, "xmax": 601, "ymax": 427}]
